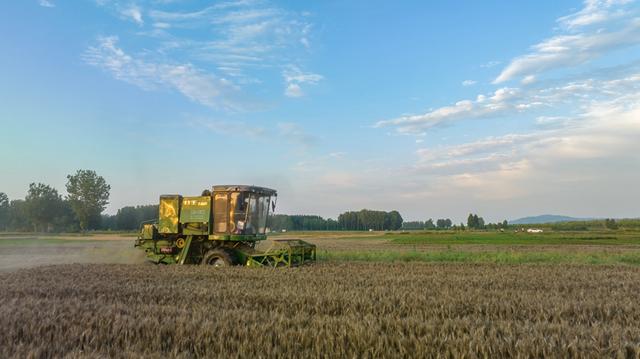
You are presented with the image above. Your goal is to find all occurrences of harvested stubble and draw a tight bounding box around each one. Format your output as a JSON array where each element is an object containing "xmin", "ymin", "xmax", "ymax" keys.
[{"xmin": 1, "ymin": 263, "xmax": 640, "ymax": 358}]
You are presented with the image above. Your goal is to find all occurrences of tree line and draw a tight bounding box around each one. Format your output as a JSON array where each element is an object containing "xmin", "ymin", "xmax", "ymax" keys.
[
  {"xmin": 270, "ymin": 209, "xmax": 403, "ymax": 231},
  {"xmin": 5, "ymin": 176, "xmax": 634, "ymax": 233},
  {"xmin": 1, "ymin": 175, "xmax": 405, "ymax": 232},
  {"xmin": 269, "ymin": 215, "xmax": 340, "ymax": 231},
  {"xmin": 101, "ymin": 205, "xmax": 158, "ymax": 231},
  {"xmin": 401, "ymin": 214, "xmax": 510, "ymax": 231},
  {"xmin": 337, "ymin": 210, "xmax": 403, "ymax": 231},
  {"xmin": 402, "ymin": 219, "xmax": 456, "ymax": 230},
  {"xmin": 0, "ymin": 170, "xmax": 110, "ymax": 232}
]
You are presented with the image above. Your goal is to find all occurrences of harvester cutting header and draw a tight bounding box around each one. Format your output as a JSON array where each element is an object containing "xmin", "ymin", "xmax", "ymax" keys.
[{"xmin": 135, "ymin": 185, "xmax": 316, "ymax": 267}]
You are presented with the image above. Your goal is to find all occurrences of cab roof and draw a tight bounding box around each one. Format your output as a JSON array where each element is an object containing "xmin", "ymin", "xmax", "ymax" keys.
[{"xmin": 212, "ymin": 185, "xmax": 277, "ymax": 196}]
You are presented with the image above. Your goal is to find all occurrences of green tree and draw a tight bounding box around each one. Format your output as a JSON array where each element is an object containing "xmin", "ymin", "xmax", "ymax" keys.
[
  {"xmin": 477, "ymin": 216, "xmax": 485, "ymax": 229},
  {"xmin": 467, "ymin": 213, "xmax": 476, "ymax": 229},
  {"xmin": 52, "ymin": 200, "xmax": 79, "ymax": 232},
  {"xmin": 425, "ymin": 218, "xmax": 436, "ymax": 229},
  {"xmin": 66, "ymin": 170, "xmax": 111, "ymax": 231},
  {"xmin": 0, "ymin": 192, "xmax": 9, "ymax": 231},
  {"xmin": 115, "ymin": 206, "xmax": 138, "ymax": 230},
  {"xmin": 502, "ymin": 220, "xmax": 508, "ymax": 228},
  {"xmin": 25, "ymin": 183, "xmax": 64, "ymax": 232},
  {"xmin": 7, "ymin": 199, "xmax": 29, "ymax": 231},
  {"xmin": 387, "ymin": 210, "xmax": 403, "ymax": 230}
]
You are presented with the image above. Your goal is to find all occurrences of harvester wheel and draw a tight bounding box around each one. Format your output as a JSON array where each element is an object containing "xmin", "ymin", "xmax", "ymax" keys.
[{"xmin": 201, "ymin": 249, "xmax": 236, "ymax": 267}]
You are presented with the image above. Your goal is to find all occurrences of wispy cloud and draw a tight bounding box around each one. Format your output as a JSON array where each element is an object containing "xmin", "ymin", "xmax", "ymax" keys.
[
  {"xmin": 282, "ymin": 65, "xmax": 323, "ymax": 97},
  {"xmin": 480, "ymin": 60, "xmax": 501, "ymax": 68},
  {"xmin": 377, "ymin": 63, "xmax": 640, "ymax": 135},
  {"xmin": 145, "ymin": 1, "xmax": 316, "ymax": 81},
  {"xmin": 83, "ymin": 36, "xmax": 242, "ymax": 110},
  {"xmin": 120, "ymin": 4, "xmax": 143, "ymax": 25},
  {"xmin": 38, "ymin": 0, "xmax": 55, "ymax": 8},
  {"xmin": 412, "ymin": 100, "xmax": 640, "ymax": 200},
  {"xmin": 462, "ymin": 80, "xmax": 477, "ymax": 86},
  {"xmin": 558, "ymin": 0, "xmax": 633, "ymax": 29},
  {"xmin": 495, "ymin": 0, "xmax": 640, "ymax": 84},
  {"xmin": 375, "ymin": 87, "xmax": 522, "ymax": 134},
  {"xmin": 87, "ymin": 0, "xmax": 320, "ymax": 101}
]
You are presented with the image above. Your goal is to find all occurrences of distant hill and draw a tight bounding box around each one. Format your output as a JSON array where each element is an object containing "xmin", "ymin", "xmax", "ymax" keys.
[{"xmin": 509, "ymin": 215, "xmax": 593, "ymax": 225}]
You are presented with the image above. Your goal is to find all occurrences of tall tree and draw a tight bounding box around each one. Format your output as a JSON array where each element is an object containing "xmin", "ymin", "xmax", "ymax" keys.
[
  {"xmin": 66, "ymin": 170, "xmax": 110, "ymax": 231},
  {"xmin": 425, "ymin": 218, "xmax": 435, "ymax": 229},
  {"xmin": 467, "ymin": 213, "xmax": 476, "ymax": 229},
  {"xmin": 387, "ymin": 210, "xmax": 403, "ymax": 230},
  {"xmin": 477, "ymin": 216, "xmax": 485, "ymax": 229},
  {"xmin": 25, "ymin": 183, "xmax": 63, "ymax": 232},
  {"xmin": 7, "ymin": 199, "xmax": 29, "ymax": 231},
  {"xmin": 0, "ymin": 192, "xmax": 9, "ymax": 231}
]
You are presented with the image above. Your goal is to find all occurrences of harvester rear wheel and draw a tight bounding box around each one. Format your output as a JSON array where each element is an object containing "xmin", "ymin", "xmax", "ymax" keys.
[{"xmin": 201, "ymin": 249, "xmax": 236, "ymax": 267}]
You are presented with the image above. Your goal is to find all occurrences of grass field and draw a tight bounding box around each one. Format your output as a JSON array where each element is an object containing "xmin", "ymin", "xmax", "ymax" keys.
[
  {"xmin": 2, "ymin": 230, "xmax": 640, "ymax": 357},
  {"xmin": 384, "ymin": 230, "xmax": 640, "ymax": 245},
  {"xmin": 297, "ymin": 229, "xmax": 640, "ymax": 265}
]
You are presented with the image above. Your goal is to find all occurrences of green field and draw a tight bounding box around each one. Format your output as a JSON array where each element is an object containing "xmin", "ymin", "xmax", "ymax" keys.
[
  {"xmin": 309, "ymin": 229, "xmax": 640, "ymax": 265},
  {"xmin": 2, "ymin": 229, "xmax": 640, "ymax": 270},
  {"xmin": 319, "ymin": 248, "xmax": 640, "ymax": 265},
  {"xmin": 383, "ymin": 230, "xmax": 640, "ymax": 245}
]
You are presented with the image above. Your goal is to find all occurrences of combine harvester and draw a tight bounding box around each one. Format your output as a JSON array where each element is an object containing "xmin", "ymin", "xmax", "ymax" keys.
[{"xmin": 135, "ymin": 185, "xmax": 316, "ymax": 267}]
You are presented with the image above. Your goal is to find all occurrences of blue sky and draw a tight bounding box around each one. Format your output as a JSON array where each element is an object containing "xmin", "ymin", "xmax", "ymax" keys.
[{"xmin": 1, "ymin": 0, "xmax": 639, "ymax": 222}]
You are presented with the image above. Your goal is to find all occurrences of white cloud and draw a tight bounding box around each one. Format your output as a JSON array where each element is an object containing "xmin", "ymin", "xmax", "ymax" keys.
[
  {"xmin": 38, "ymin": 0, "xmax": 55, "ymax": 7},
  {"xmin": 285, "ymin": 83, "xmax": 303, "ymax": 97},
  {"xmin": 145, "ymin": 1, "xmax": 314, "ymax": 81},
  {"xmin": 375, "ymin": 87, "xmax": 521, "ymax": 134},
  {"xmin": 121, "ymin": 5, "xmax": 144, "ymax": 25},
  {"xmin": 379, "ymin": 97, "xmax": 638, "ymax": 218},
  {"xmin": 83, "ymin": 36, "xmax": 242, "ymax": 110},
  {"xmin": 91, "ymin": 0, "xmax": 318, "ymax": 88},
  {"xmin": 377, "ymin": 65, "xmax": 640, "ymax": 135},
  {"xmin": 558, "ymin": 0, "xmax": 633, "ymax": 29},
  {"xmin": 521, "ymin": 75, "xmax": 536, "ymax": 85},
  {"xmin": 415, "ymin": 91, "xmax": 640, "ymax": 175},
  {"xmin": 481, "ymin": 60, "xmax": 501, "ymax": 68},
  {"xmin": 282, "ymin": 65, "xmax": 323, "ymax": 97},
  {"xmin": 494, "ymin": 1, "xmax": 640, "ymax": 83},
  {"xmin": 462, "ymin": 80, "xmax": 477, "ymax": 86}
]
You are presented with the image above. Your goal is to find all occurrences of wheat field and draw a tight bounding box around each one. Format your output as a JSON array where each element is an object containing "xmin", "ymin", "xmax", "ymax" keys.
[{"xmin": 2, "ymin": 262, "xmax": 640, "ymax": 358}]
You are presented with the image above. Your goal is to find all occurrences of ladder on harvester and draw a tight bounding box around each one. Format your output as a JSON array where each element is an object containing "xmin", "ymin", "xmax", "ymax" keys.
[{"xmin": 246, "ymin": 239, "xmax": 316, "ymax": 267}]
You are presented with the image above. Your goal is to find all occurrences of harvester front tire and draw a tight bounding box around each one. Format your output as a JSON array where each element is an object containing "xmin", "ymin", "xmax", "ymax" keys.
[{"xmin": 201, "ymin": 249, "xmax": 236, "ymax": 267}]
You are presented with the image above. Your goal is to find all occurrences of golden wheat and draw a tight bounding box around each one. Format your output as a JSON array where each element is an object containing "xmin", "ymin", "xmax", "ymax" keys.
[{"xmin": 1, "ymin": 263, "xmax": 640, "ymax": 358}]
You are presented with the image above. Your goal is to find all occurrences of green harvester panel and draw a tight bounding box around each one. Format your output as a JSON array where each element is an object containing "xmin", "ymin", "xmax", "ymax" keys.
[
  {"xmin": 158, "ymin": 195, "xmax": 181, "ymax": 234},
  {"xmin": 180, "ymin": 196, "xmax": 211, "ymax": 223}
]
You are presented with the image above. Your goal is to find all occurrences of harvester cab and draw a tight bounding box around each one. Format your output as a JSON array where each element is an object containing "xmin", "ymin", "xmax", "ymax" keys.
[{"xmin": 135, "ymin": 185, "xmax": 316, "ymax": 267}]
